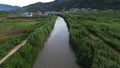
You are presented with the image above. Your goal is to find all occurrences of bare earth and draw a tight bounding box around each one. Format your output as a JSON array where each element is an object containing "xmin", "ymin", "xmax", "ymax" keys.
[{"xmin": 0, "ymin": 39, "xmax": 27, "ymax": 65}]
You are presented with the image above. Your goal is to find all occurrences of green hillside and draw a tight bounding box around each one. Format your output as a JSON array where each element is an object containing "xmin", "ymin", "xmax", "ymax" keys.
[{"xmin": 24, "ymin": 0, "xmax": 120, "ymax": 11}]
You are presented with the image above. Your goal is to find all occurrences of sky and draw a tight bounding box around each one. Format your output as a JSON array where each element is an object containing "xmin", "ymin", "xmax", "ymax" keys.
[{"xmin": 0, "ymin": 0, "xmax": 54, "ymax": 7}]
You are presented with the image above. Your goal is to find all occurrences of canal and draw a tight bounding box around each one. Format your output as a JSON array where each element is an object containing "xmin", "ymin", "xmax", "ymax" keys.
[{"xmin": 33, "ymin": 17, "xmax": 80, "ymax": 68}]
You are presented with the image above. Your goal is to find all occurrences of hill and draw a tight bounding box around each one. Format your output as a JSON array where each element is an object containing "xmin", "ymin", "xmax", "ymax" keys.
[
  {"xmin": 24, "ymin": 0, "xmax": 120, "ymax": 11},
  {"xmin": 0, "ymin": 4, "xmax": 21, "ymax": 11},
  {"xmin": 23, "ymin": 0, "xmax": 69, "ymax": 11}
]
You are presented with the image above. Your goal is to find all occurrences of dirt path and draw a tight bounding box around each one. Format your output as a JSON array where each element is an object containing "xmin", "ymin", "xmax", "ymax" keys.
[{"xmin": 0, "ymin": 39, "xmax": 27, "ymax": 65}]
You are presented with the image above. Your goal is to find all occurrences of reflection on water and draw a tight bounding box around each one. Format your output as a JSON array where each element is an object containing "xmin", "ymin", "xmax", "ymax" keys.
[{"xmin": 33, "ymin": 17, "xmax": 80, "ymax": 68}]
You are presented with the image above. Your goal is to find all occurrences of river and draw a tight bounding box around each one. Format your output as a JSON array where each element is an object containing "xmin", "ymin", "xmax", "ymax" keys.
[{"xmin": 33, "ymin": 17, "xmax": 80, "ymax": 68}]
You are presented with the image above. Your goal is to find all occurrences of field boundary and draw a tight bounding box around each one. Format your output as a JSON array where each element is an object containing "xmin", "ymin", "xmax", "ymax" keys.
[
  {"xmin": 0, "ymin": 39, "xmax": 27, "ymax": 65},
  {"xmin": 85, "ymin": 27, "xmax": 120, "ymax": 55}
]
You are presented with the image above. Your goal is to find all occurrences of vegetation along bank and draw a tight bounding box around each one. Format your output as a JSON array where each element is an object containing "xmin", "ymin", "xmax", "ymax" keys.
[{"xmin": 61, "ymin": 11, "xmax": 120, "ymax": 68}]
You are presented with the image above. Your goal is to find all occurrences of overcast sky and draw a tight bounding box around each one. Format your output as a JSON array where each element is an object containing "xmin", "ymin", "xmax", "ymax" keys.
[{"xmin": 0, "ymin": 0, "xmax": 54, "ymax": 7}]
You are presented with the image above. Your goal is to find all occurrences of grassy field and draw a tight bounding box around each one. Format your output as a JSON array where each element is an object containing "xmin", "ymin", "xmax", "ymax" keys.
[
  {"xmin": 62, "ymin": 11, "xmax": 120, "ymax": 68},
  {"xmin": 0, "ymin": 15, "xmax": 56, "ymax": 67},
  {"xmin": 0, "ymin": 16, "xmax": 46, "ymax": 41},
  {"xmin": 0, "ymin": 21, "xmax": 33, "ymax": 41},
  {"xmin": 0, "ymin": 16, "xmax": 37, "ymax": 60}
]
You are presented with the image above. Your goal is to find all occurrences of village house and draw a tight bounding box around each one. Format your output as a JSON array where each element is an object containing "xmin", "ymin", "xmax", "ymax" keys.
[
  {"xmin": 23, "ymin": 12, "xmax": 33, "ymax": 17},
  {"xmin": 91, "ymin": 9, "xmax": 98, "ymax": 12},
  {"xmin": 37, "ymin": 12, "xmax": 43, "ymax": 16},
  {"xmin": 69, "ymin": 8, "xmax": 80, "ymax": 12},
  {"xmin": 22, "ymin": 11, "xmax": 63, "ymax": 17},
  {"xmin": 80, "ymin": 8, "xmax": 88, "ymax": 11}
]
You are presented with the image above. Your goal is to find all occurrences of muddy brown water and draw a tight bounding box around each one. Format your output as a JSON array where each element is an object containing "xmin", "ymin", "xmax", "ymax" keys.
[{"xmin": 33, "ymin": 17, "xmax": 80, "ymax": 68}]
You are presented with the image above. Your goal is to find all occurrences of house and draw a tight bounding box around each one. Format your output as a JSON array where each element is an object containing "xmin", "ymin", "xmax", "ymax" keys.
[
  {"xmin": 22, "ymin": 11, "xmax": 63, "ymax": 17},
  {"xmin": 80, "ymin": 8, "xmax": 88, "ymax": 11},
  {"xmin": 70, "ymin": 8, "xmax": 80, "ymax": 12},
  {"xmin": 37, "ymin": 12, "xmax": 43, "ymax": 16},
  {"xmin": 22, "ymin": 12, "xmax": 33, "ymax": 17},
  {"xmin": 91, "ymin": 9, "xmax": 98, "ymax": 12},
  {"xmin": 43, "ymin": 11, "xmax": 61, "ymax": 15}
]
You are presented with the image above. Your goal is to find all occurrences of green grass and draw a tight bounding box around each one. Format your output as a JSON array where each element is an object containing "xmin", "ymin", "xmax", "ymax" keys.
[
  {"xmin": 0, "ymin": 22, "xmax": 34, "ymax": 32},
  {"xmin": 0, "ymin": 12, "xmax": 21, "ymax": 17},
  {"xmin": 0, "ymin": 16, "xmax": 46, "ymax": 66},
  {"xmin": 0, "ymin": 16, "xmax": 45, "ymax": 42},
  {"xmin": 0, "ymin": 15, "xmax": 57, "ymax": 68},
  {"xmin": 62, "ymin": 11, "xmax": 120, "ymax": 68},
  {"xmin": 0, "ymin": 17, "xmax": 38, "ymax": 32}
]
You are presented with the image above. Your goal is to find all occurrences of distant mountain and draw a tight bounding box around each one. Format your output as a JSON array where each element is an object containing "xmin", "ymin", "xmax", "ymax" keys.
[
  {"xmin": 23, "ymin": 0, "xmax": 120, "ymax": 11},
  {"xmin": 54, "ymin": 0, "xmax": 69, "ymax": 3},
  {"xmin": 23, "ymin": 0, "xmax": 69, "ymax": 12},
  {"xmin": 0, "ymin": 4, "xmax": 21, "ymax": 11},
  {"xmin": 67, "ymin": 0, "xmax": 120, "ymax": 10}
]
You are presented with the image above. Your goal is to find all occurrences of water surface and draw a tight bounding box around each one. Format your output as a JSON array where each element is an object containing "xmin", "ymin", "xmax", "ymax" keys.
[{"xmin": 33, "ymin": 17, "xmax": 80, "ymax": 68}]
